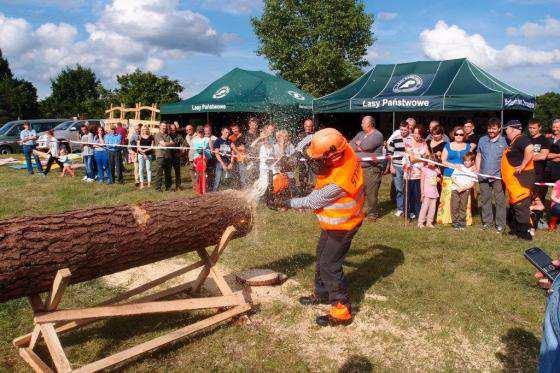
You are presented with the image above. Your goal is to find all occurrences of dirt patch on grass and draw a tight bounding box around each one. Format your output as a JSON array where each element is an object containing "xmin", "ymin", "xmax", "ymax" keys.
[{"xmin": 100, "ymin": 258, "xmax": 504, "ymax": 370}]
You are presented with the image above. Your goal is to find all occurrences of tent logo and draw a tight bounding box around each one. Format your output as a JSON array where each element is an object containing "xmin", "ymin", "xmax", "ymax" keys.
[
  {"xmin": 212, "ymin": 86, "xmax": 230, "ymax": 99},
  {"xmin": 393, "ymin": 74, "xmax": 423, "ymax": 93},
  {"xmin": 288, "ymin": 90, "xmax": 306, "ymax": 101}
]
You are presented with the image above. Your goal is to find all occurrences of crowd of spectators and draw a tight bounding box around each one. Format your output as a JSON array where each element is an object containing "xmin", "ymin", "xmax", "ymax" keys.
[{"xmin": 18, "ymin": 115, "xmax": 560, "ymax": 240}]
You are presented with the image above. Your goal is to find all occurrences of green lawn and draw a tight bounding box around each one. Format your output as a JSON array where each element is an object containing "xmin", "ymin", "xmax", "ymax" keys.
[{"xmin": 0, "ymin": 156, "xmax": 557, "ymax": 371}]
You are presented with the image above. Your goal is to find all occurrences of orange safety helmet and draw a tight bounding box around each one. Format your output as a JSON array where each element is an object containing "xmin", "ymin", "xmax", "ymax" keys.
[
  {"xmin": 272, "ymin": 173, "xmax": 290, "ymax": 194},
  {"xmin": 306, "ymin": 128, "xmax": 348, "ymax": 160}
]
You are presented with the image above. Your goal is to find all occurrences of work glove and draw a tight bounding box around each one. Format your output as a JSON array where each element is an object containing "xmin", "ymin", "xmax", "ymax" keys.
[{"xmin": 266, "ymin": 195, "xmax": 291, "ymax": 211}]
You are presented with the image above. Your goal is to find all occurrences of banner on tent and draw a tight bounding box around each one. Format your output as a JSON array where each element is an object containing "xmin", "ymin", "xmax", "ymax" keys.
[
  {"xmin": 503, "ymin": 96, "xmax": 535, "ymax": 110},
  {"xmin": 351, "ymin": 96, "xmax": 442, "ymax": 111}
]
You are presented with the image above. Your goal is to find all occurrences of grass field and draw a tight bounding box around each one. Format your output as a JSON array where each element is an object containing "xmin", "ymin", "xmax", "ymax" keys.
[{"xmin": 0, "ymin": 156, "xmax": 558, "ymax": 371}]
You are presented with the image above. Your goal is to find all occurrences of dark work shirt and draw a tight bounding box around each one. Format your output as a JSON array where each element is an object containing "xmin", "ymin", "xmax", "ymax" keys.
[
  {"xmin": 466, "ymin": 133, "xmax": 479, "ymax": 148},
  {"xmin": 530, "ymin": 135, "xmax": 550, "ymax": 180},
  {"xmin": 213, "ymin": 137, "xmax": 232, "ymax": 165},
  {"xmin": 169, "ymin": 133, "xmax": 184, "ymax": 158},
  {"xmin": 507, "ymin": 135, "xmax": 531, "ymax": 167}
]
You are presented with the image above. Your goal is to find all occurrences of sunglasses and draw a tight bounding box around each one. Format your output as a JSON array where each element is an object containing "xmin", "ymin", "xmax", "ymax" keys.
[{"xmin": 455, "ymin": 133, "xmax": 465, "ymax": 136}]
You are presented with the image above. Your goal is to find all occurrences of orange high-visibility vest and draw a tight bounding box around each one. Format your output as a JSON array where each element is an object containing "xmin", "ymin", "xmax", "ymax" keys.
[
  {"xmin": 314, "ymin": 147, "xmax": 364, "ymax": 231},
  {"xmin": 501, "ymin": 135, "xmax": 535, "ymax": 204}
]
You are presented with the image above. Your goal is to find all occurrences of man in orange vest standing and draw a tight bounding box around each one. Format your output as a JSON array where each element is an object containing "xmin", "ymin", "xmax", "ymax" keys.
[
  {"xmin": 501, "ymin": 120, "xmax": 535, "ymax": 241},
  {"xmin": 268, "ymin": 128, "xmax": 365, "ymax": 326}
]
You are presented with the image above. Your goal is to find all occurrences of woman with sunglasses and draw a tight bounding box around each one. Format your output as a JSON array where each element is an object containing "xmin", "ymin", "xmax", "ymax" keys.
[{"xmin": 437, "ymin": 126, "xmax": 474, "ymax": 225}]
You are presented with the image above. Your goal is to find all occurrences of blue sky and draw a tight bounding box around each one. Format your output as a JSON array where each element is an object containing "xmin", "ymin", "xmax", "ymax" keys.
[{"xmin": 0, "ymin": 0, "xmax": 558, "ymax": 98}]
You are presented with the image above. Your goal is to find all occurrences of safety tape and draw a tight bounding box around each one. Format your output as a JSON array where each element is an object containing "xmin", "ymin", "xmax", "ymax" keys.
[{"xmin": 64, "ymin": 139, "xmax": 558, "ymax": 188}]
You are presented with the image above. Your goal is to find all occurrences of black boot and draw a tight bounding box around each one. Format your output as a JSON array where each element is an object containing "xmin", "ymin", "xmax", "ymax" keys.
[{"xmin": 298, "ymin": 294, "xmax": 329, "ymax": 306}]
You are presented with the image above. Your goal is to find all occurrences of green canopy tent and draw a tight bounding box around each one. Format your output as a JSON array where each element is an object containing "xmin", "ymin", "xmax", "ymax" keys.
[
  {"xmin": 161, "ymin": 68, "xmax": 313, "ymax": 128},
  {"xmin": 313, "ymin": 58, "xmax": 535, "ymax": 135}
]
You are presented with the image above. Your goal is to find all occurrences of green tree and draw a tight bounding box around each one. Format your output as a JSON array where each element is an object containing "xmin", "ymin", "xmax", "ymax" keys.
[
  {"xmin": 535, "ymin": 92, "xmax": 560, "ymax": 132},
  {"xmin": 0, "ymin": 49, "xmax": 12, "ymax": 80},
  {"xmin": 44, "ymin": 64, "xmax": 106, "ymax": 118},
  {"xmin": 113, "ymin": 69, "xmax": 183, "ymax": 110},
  {"xmin": 0, "ymin": 49, "xmax": 39, "ymax": 123},
  {"xmin": 252, "ymin": 0, "xmax": 374, "ymax": 97}
]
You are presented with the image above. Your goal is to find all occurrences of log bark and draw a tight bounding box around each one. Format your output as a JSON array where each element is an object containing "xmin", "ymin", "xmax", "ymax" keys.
[{"xmin": 0, "ymin": 190, "xmax": 253, "ymax": 303}]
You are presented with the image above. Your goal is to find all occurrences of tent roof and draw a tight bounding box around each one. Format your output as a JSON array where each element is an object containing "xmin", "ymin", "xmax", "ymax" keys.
[
  {"xmin": 313, "ymin": 58, "xmax": 535, "ymax": 113},
  {"xmin": 161, "ymin": 68, "xmax": 313, "ymax": 115}
]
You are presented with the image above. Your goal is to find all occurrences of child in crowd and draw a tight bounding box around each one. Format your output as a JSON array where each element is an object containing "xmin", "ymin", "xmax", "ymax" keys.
[
  {"xmin": 418, "ymin": 154, "xmax": 441, "ymax": 228},
  {"xmin": 450, "ymin": 151, "xmax": 477, "ymax": 229},
  {"xmin": 530, "ymin": 195, "xmax": 545, "ymax": 237},
  {"xmin": 58, "ymin": 148, "xmax": 75, "ymax": 177},
  {"xmin": 548, "ymin": 180, "xmax": 560, "ymax": 231}
]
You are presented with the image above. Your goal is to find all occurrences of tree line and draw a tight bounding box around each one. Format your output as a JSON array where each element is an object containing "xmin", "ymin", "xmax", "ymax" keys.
[{"xmin": 0, "ymin": 49, "xmax": 183, "ymax": 123}]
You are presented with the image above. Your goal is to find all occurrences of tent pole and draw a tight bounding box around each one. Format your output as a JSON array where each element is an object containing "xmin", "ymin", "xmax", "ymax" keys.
[
  {"xmin": 500, "ymin": 110, "xmax": 504, "ymax": 124},
  {"xmin": 392, "ymin": 112, "xmax": 395, "ymax": 132},
  {"xmin": 206, "ymin": 112, "xmax": 210, "ymax": 125}
]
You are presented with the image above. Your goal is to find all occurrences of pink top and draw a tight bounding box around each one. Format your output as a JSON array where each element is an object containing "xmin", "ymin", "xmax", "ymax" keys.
[
  {"xmin": 421, "ymin": 166, "xmax": 440, "ymax": 198},
  {"xmin": 406, "ymin": 141, "xmax": 429, "ymax": 180},
  {"xmin": 552, "ymin": 180, "xmax": 560, "ymax": 207}
]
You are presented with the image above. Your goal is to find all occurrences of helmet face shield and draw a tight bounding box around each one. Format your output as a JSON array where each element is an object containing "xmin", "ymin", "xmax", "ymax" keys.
[{"xmin": 306, "ymin": 154, "xmax": 330, "ymax": 175}]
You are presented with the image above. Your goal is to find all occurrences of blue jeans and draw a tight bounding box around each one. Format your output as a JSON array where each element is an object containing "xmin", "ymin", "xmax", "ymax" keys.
[
  {"xmin": 551, "ymin": 204, "xmax": 560, "ymax": 218},
  {"xmin": 540, "ymin": 276, "xmax": 560, "ymax": 372},
  {"xmin": 407, "ymin": 179, "xmax": 421, "ymax": 218},
  {"xmin": 213, "ymin": 162, "xmax": 229, "ymax": 192},
  {"xmin": 22, "ymin": 145, "xmax": 43, "ymax": 174},
  {"xmin": 83, "ymin": 155, "xmax": 94, "ymax": 179},
  {"xmin": 238, "ymin": 162, "xmax": 247, "ymax": 188},
  {"xmin": 393, "ymin": 165, "xmax": 405, "ymax": 212},
  {"xmin": 95, "ymin": 151, "xmax": 111, "ymax": 183}
]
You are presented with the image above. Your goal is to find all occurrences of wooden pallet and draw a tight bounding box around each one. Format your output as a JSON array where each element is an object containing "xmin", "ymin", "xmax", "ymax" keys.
[{"xmin": 12, "ymin": 225, "xmax": 252, "ymax": 372}]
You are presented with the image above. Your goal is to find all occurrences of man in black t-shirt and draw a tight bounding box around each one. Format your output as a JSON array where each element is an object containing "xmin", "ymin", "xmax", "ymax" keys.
[
  {"xmin": 503, "ymin": 120, "xmax": 535, "ymax": 240},
  {"xmin": 528, "ymin": 119, "xmax": 550, "ymax": 203},
  {"xmin": 464, "ymin": 119, "xmax": 479, "ymax": 150}
]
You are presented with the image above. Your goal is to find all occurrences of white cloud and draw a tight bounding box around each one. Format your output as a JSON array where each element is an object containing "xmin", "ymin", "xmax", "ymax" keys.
[
  {"xmin": 551, "ymin": 68, "xmax": 560, "ymax": 81},
  {"xmin": 420, "ymin": 20, "xmax": 560, "ymax": 69},
  {"xmin": 378, "ymin": 12, "xmax": 397, "ymax": 21},
  {"xmin": 507, "ymin": 16, "xmax": 560, "ymax": 37},
  {"xmin": 0, "ymin": 0, "xmax": 232, "ymax": 96},
  {"xmin": 146, "ymin": 57, "xmax": 164, "ymax": 72},
  {"xmin": 198, "ymin": 0, "xmax": 263, "ymax": 14}
]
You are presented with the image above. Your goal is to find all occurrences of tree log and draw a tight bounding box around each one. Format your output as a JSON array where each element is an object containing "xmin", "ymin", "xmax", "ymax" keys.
[{"xmin": 0, "ymin": 190, "xmax": 253, "ymax": 303}]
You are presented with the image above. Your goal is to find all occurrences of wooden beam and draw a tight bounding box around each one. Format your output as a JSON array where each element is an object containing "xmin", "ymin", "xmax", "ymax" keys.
[
  {"xmin": 35, "ymin": 293, "xmax": 246, "ymax": 324},
  {"xmin": 14, "ymin": 276, "xmax": 200, "ymax": 348},
  {"xmin": 19, "ymin": 348, "xmax": 54, "ymax": 373},
  {"xmin": 28, "ymin": 325, "xmax": 42, "ymax": 350},
  {"xmin": 40, "ymin": 323, "xmax": 72, "ymax": 373},
  {"xmin": 46, "ymin": 268, "xmax": 71, "ymax": 311},
  {"xmin": 72, "ymin": 304, "xmax": 251, "ymax": 373}
]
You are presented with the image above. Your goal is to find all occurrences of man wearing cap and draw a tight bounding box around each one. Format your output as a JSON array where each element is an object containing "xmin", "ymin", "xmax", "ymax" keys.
[{"xmin": 501, "ymin": 120, "xmax": 535, "ymax": 240}]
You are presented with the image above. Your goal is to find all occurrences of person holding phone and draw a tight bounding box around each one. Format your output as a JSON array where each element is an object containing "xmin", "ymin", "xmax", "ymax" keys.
[{"xmin": 533, "ymin": 254, "xmax": 560, "ymax": 371}]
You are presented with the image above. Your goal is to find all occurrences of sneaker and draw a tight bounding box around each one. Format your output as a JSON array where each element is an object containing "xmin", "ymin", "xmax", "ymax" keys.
[
  {"xmin": 482, "ymin": 223, "xmax": 492, "ymax": 230},
  {"xmin": 496, "ymin": 226, "xmax": 504, "ymax": 233},
  {"xmin": 82, "ymin": 176, "xmax": 88, "ymax": 181},
  {"xmin": 409, "ymin": 213, "xmax": 416, "ymax": 220},
  {"xmin": 417, "ymin": 223, "xmax": 424, "ymax": 229},
  {"xmin": 426, "ymin": 223, "xmax": 435, "ymax": 228},
  {"xmin": 394, "ymin": 210, "xmax": 403, "ymax": 217},
  {"xmin": 86, "ymin": 178, "xmax": 94, "ymax": 183}
]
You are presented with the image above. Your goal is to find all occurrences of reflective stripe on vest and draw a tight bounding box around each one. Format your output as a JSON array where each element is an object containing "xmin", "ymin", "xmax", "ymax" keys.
[{"xmin": 323, "ymin": 190, "xmax": 365, "ymax": 211}]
